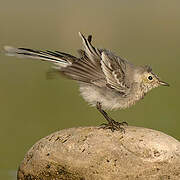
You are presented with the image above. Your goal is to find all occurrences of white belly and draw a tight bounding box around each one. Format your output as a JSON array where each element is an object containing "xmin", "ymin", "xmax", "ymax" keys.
[{"xmin": 79, "ymin": 83, "xmax": 142, "ymax": 110}]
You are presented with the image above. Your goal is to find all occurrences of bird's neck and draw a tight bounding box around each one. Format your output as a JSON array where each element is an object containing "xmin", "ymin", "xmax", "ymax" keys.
[{"xmin": 130, "ymin": 83, "xmax": 146, "ymax": 102}]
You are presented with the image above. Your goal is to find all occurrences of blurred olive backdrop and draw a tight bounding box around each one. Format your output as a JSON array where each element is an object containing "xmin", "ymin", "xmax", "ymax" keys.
[{"xmin": 0, "ymin": 0, "xmax": 180, "ymax": 179}]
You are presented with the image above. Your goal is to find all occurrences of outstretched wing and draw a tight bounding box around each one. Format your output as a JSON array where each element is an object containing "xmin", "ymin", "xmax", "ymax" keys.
[
  {"xmin": 101, "ymin": 51, "xmax": 130, "ymax": 93},
  {"xmin": 59, "ymin": 33, "xmax": 106, "ymax": 86},
  {"xmin": 62, "ymin": 33, "xmax": 130, "ymax": 93},
  {"xmin": 78, "ymin": 33, "xmax": 131, "ymax": 93},
  {"xmin": 4, "ymin": 32, "xmax": 131, "ymax": 93}
]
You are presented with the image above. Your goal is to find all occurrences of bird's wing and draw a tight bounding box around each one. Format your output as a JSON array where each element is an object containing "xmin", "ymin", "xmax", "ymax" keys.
[
  {"xmin": 59, "ymin": 33, "xmax": 106, "ymax": 86},
  {"xmin": 60, "ymin": 33, "xmax": 131, "ymax": 92},
  {"xmin": 4, "ymin": 33, "xmax": 131, "ymax": 92},
  {"xmin": 101, "ymin": 51, "xmax": 130, "ymax": 93}
]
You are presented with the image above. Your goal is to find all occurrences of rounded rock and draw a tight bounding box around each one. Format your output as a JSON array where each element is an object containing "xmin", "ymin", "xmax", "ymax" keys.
[{"xmin": 17, "ymin": 126, "xmax": 180, "ymax": 180}]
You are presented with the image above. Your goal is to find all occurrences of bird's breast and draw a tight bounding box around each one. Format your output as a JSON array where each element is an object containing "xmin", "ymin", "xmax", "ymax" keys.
[{"xmin": 79, "ymin": 83, "xmax": 144, "ymax": 110}]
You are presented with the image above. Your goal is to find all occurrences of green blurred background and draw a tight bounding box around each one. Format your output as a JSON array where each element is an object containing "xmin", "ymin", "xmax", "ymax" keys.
[{"xmin": 0, "ymin": 0, "xmax": 180, "ymax": 179}]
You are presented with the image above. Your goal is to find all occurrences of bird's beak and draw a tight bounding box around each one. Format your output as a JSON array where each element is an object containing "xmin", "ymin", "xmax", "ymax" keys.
[{"xmin": 159, "ymin": 80, "xmax": 170, "ymax": 87}]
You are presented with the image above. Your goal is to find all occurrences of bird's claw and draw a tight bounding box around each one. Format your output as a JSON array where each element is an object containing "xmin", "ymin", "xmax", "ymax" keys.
[
  {"xmin": 99, "ymin": 120, "xmax": 127, "ymax": 133},
  {"xmin": 121, "ymin": 121, "xmax": 128, "ymax": 126}
]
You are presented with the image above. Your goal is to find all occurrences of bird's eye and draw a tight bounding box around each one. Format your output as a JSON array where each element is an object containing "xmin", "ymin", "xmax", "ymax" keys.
[{"xmin": 148, "ymin": 76, "xmax": 153, "ymax": 80}]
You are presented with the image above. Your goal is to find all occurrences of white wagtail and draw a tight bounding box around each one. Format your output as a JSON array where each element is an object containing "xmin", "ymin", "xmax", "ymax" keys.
[{"xmin": 4, "ymin": 32, "xmax": 169, "ymax": 132}]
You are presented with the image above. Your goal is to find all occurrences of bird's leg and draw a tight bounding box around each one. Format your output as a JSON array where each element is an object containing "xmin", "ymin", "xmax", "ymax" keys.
[{"xmin": 96, "ymin": 102, "xmax": 127, "ymax": 132}]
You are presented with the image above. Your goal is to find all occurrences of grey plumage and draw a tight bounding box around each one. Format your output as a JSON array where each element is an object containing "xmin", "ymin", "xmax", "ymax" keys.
[{"xmin": 4, "ymin": 32, "xmax": 169, "ymax": 131}]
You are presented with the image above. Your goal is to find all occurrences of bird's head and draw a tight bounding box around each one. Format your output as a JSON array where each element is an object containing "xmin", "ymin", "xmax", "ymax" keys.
[{"xmin": 135, "ymin": 65, "xmax": 169, "ymax": 94}]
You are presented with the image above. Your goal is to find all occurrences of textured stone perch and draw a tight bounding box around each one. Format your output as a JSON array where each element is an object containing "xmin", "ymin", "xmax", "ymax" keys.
[{"xmin": 17, "ymin": 126, "xmax": 180, "ymax": 180}]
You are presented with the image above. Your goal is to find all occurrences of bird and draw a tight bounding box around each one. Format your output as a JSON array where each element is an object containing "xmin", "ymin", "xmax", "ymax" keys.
[{"xmin": 4, "ymin": 32, "xmax": 169, "ymax": 132}]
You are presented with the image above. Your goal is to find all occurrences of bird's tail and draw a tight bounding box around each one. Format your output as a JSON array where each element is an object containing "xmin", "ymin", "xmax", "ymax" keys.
[{"xmin": 3, "ymin": 46, "xmax": 78, "ymax": 68}]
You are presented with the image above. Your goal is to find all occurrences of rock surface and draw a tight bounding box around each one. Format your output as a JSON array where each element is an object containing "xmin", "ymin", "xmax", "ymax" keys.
[{"xmin": 17, "ymin": 126, "xmax": 180, "ymax": 180}]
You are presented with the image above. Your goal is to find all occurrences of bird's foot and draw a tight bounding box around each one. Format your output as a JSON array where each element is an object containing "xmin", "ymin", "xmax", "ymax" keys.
[
  {"xmin": 96, "ymin": 102, "xmax": 128, "ymax": 133},
  {"xmin": 99, "ymin": 120, "xmax": 128, "ymax": 133}
]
